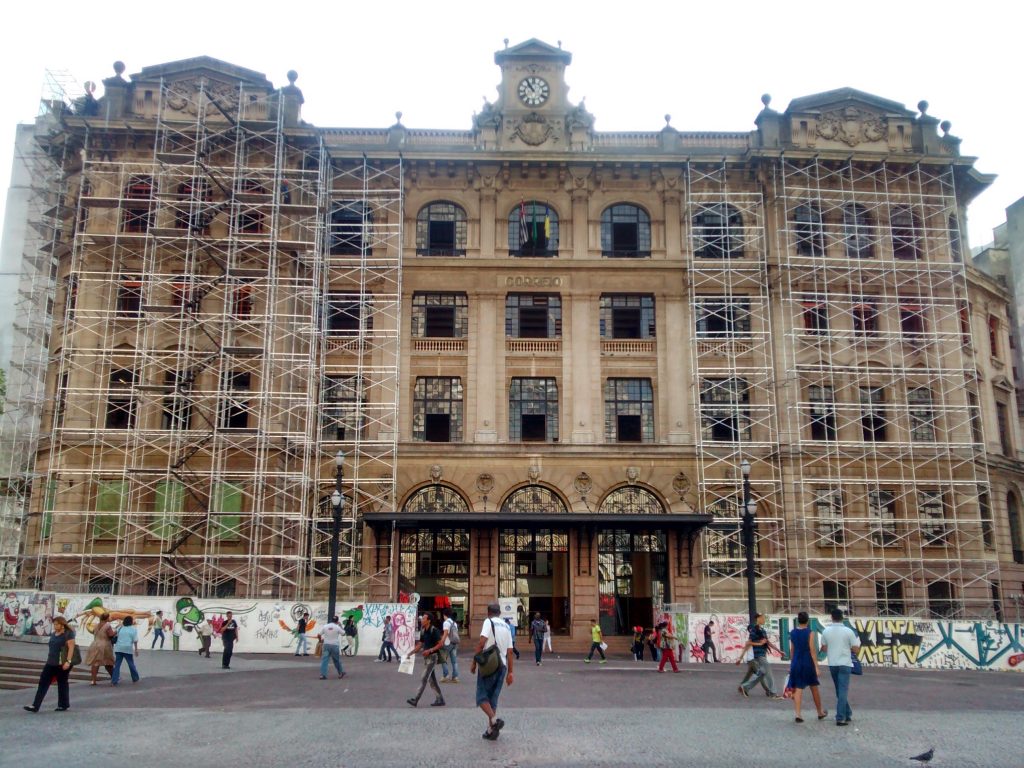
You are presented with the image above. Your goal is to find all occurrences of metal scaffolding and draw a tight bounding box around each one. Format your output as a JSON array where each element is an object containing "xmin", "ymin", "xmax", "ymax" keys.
[
  {"xmin": 9, "ymin": 71, "xmax": 401, "ymax": 599},
  {"xmin": 774, "ymin": 157, "xmax": 996, "ymax": 618}
]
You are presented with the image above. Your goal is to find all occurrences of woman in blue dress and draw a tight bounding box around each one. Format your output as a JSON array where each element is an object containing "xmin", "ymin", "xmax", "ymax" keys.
[{"xmin": 788, "ymin": 611, "xmax": 827, "ymax": 723}]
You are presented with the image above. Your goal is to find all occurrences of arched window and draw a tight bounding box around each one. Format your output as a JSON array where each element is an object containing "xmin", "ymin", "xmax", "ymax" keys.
[
  {"xmin": 416, "ymin": 201, "xmax": 467, "ymax": 256},
  {"xmin": 793, "ymin": 202, "xmax": 825, "ymax": 257},
  {"xmin": 330, "ymin": 200, "xmax": 371, "ymax": 255},
  {"xmin": 402, "ymin": 484, "xmax": 471, "ymax": 515},
  {"xmin": 890, "ymin": 206, "xmax": 921, "ymax": 260},
  {"xmin": 601, "ymin": 204, "xmax": 650, "ymax": 258},
  {"xmin": 1008, "ymin": 493, "xmax": 1024, "ymax": 564},
  {"xmin": 692, "ymin": 202, "xmax": 744, "ymax": 259},
  {"xmin": 597, "ymin": 486, "xmax": 665, "ymax": 515},
  {"xmin": 843, "ymin": 204, "xmax": 875, "ymax": 258},
  {"xmin": 122, "ymin": 175, "xmax": 154, "ymax": 233},
  {"xmin": 508, "ymin": 201, "xmax": 559, "ymax": 256},
  {"xmin": 500, "ymin": 485, "xmax": 568, "ymax": 515},
  {"xmin": 105, "ymin": 367, "xmax": 137, "ymax": 429}
]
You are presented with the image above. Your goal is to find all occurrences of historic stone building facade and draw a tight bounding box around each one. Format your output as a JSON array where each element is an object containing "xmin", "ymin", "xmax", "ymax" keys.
[{"xmin": 4, "ymin": 39, "xmax": 1023, "ymax": 640}]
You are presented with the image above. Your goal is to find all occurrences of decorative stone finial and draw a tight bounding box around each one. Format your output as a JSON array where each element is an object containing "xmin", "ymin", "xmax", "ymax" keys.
[
  {"xmin": 917, "ymin": 100, "xmax": 929, "ymax": 116},
  {"xmin": 558, "ymin": 40, "xmax": 562, "ymax": 49},
  {"xmin": 503, "ymin": 38, "xmax": 509, "ymax": 48},
  {"xmin": 664, "ymin": 114, "xmax": 672, "ymax": 126},
  {"xmin": 287, "ymin": 70, "xmax": 298, "ymax": 85},
  {"xmin": 940, "ymin": 120, "xmax": 952, "ymax": 136},
  {"xmin": 84, "ymin": 81, "xmax": 96, "ymax": 95},
  {"xmin": 395, "ymin": 111, "xmax": 403, "ymax": 125},
  {"xmin": 761, "ymin": 93, "xmax": 771, "ymax": 108}
]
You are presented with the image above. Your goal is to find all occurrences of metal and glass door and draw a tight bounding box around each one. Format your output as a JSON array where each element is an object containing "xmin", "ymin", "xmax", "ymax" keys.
[
  {"xmin": 499, "ymin": 528, "xmax": 570, "ymax": 632},
  {"xmin": 597, "ymin": 529, "xmax": 668, "ymax": 635}
]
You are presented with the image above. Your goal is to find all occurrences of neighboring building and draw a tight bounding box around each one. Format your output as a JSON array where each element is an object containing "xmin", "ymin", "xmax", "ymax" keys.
[{"xmin": 2, "ymin": 40, "xmax": 1021, "ymax": 639}]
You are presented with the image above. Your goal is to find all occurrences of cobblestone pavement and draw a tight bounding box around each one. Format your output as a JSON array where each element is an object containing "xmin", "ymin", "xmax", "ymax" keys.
[{"xmin": 2, "ymin": 642, "xmax": 1021, "ymax": 767}]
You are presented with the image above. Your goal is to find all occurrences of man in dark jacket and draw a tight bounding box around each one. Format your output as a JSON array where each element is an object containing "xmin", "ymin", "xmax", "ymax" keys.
[{"xmin": 702, "ymin": 620, "xmax": 719, "ymax": 663}]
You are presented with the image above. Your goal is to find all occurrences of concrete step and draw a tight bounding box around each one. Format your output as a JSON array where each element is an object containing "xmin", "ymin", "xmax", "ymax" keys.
[{"xmin": 0, "ymin": 656, "xmax": 95, "ymax": 691}]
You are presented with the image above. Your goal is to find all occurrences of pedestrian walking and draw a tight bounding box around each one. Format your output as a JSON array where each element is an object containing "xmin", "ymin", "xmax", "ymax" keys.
[
  {"xmin": 631, "ymin": 626, "xmax": 645, "ymax": 661},
  {"xmin": 544, "ymin": 619, "xmax": 553, "ymax": 653},
  {"xmin": 294, "ymin": 612, "xmax": 310, "ymax": 656},
  {"xmin": 738, "ymin": 613, "xmax": 782, "ymax": 699},
  {"xmin": 378, "ymin": 615, "xmax": 396, "ymax": 662},
  {"xmin": 584, "ymin": 618, "xmax": 606, "ymax": 664},
  {"xmin": 702, "ymin": 620, "xmax": 719, "ymax": 663},
  {"xmin": 736, "ymin": 644, "xmax": 768, "ymax": 693},
  {"xmin": 318, "ymin": 615, "xmax": 346, "ymax": 679},
  {"xmin": 111, "ymin": 615, "xmax": 140, "ymax": 685},
  {"xmin": 150, "ymin": 610, "xmax": 166, "ymax": 649},
  {"xmin": 471, "ymin": 601, "xmax": 515, "ymax": 741},
  {"xmin": 504, "ymin": 617, "xmax": 521, "ymax": 660},
  {"xmin": 405, "ymin": 613, "xmax": 445, "ymax": 707},
  {"xmin": 788, "ymin": 611, "xmax": 828, "ymax": 723},
  {"xmin": 23, "ymin": 615, "xmax": 77, "ymax": 712},
  {"xmin": 220, "ymin": 611, "xmax": 239, "ymax": 669},
  {"xmin": 440, "ymin": 607, "xmax": 460, "ymax": 683},
  {"xmin": 196, "ymin": 618, "xmax": 213, "ymax": 658},
  {"xmin": 530, "ymin": 612, "xmax": 547, "ymax": 665},
  {"xmin": 645, "ymin": 628, "xmax": 660, "ymax": 662},
  {"xmin": 84, "ymin": 612, "xmax": 115, "ymax": 684},
  {"xmin": 820, "ymin": 608, "xmax": 861, "ymax": 727},
  {"xmin": 656, "ymin": 621, "xmax": 680, "ymax": 673}
]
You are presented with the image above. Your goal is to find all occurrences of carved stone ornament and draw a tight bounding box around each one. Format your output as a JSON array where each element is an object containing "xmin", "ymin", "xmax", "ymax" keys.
[
  {"xmin": 573, "ymin": 472, "xmax": 593, "ymax": 496},
  {"xmin": 528, "ymin": 464, "xmax": 541, "ymax": 483},
  {"xmin": 625, "ymin": 467, "xmax": 640, "ymax": 485},
  {"xmin": 815, "ymin": 107, "xmax": 887, "ymax": 147},
  {"xmin": 476, "ymin": 473, "xmax": 495, "ymax": 494},
  {"xmin": 164, "ymin": 77, "xmax": 241, "ymax": 116},
  {"xmin": 672, "ymin": 471, "xmax": 691, "ymax": 499},
  {"xmin": 429, "ymin": 464, "xmax": 443, "ymax": 482},
  {"xmin": 508, "ymin": 113, "xmax": 562, "ymax": 146}
]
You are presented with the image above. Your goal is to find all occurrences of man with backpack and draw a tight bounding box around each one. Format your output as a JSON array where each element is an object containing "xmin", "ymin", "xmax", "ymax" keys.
[
  {"xmin": 440, "ymin": 607, "xmax": 460, "ymax": 683},
  {"xmin": 471, "ymin": 602, "xmax": 514, "ymax": 741},
  {"xmin": 342, "ymin": 616, "xmax": 358, "ymax": 655}
]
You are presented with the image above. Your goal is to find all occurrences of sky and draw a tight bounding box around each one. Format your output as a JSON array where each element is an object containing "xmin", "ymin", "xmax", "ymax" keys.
[{"xmin": 0, "ymin": 0, "xmax": 1019, "ymax": 249}]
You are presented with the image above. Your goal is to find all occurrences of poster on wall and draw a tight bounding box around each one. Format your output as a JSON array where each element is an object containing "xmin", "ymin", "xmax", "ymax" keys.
[{"xmin": 3, "ymin": 591, "xmax": 55, "ymax": 638}]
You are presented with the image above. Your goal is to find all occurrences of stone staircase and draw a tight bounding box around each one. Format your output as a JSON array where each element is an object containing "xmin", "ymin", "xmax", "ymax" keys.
[
  {"xmin": 534, "ymin": 634, "xmax": 635, "ymax": 658},
  {"xmin": 0, "ymin": 656, "xmax": 93, "ymax": 691}
]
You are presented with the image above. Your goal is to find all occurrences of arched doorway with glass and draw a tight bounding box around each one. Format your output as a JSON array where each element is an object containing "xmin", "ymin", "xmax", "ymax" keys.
[
  {"xmin": 499, "ymin": 485, "xmax": 571, "ymax": 632},
  {"xmin": 398, "ymin": 485, "xmax": 471, "ymax": 620},
  {"xmin": 597, "ymin": 486, "xmax": 670, "ymax": 636}
]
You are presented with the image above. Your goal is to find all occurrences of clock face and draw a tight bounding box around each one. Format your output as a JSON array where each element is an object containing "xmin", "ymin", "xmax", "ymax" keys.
[{"xmin": 518, "ymin": 76, "xmax": 550, "ymax": 107}]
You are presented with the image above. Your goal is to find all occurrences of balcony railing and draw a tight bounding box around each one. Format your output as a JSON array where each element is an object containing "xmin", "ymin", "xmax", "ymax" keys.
[
  {"xmin": 601, "ymin": 339, "xmax": 656, "ymax": 355},
  {"xmin": 506, "ymin": 339, "xmax": 561, "ymax": 354},
  {"xmin": 412, "ymin": 338, "xmax": 467, "ymax": 353}
]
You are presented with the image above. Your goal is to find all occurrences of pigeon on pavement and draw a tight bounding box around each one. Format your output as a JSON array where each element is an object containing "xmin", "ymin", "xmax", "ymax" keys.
[{"xmin": 909, "ymin": 748, "xmax": 934, "ymax": 763}]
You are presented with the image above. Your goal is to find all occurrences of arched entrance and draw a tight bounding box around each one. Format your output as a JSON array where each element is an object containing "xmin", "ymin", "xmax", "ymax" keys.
[{"xmin": 399, "ymin": 484, "xmax": 471, "ymax": 618}]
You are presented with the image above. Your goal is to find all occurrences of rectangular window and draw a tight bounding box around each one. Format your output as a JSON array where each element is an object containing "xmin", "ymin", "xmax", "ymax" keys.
[
  {"xmin": 928, "ymin": 580, "xmax": 957, "ymax": 618},
  {"xmin": 852, "ymin": 300, "xmax": 879, "ymax": 336},
  {"xmin": 509, "ymin": 377, "xmax": 559, "ymax": 442},
  {"xmin": 413, "ymin": 377, "xmax": 463, "ymax": 442},
  {"xmin": 505, "ymin": 294, "xmax": 561, "ymax": 339},
  {"xmin": 152, "ymin": 480, "xmax": 184, "ymax": 540},
  {"xmin": 870, "ymin": 489, "xmax": 898, "ymax": 546},
  {"xmin": 802, "ymin": 298, "xmax": 828, "ymax": 335},
  {"xmin": 322, "ymin": 376, "xmax": 363, "ymax": 441},
  {"xmin": 412, "ymin": 292, "xmax": 468, "ymax": 338},
  {"xmin": 105, "ymin": 368, "xmax": 137, "ymax": 430},
  {"xmin": 599, "ymin": 294, "xmax": 655, "ymax": 339},
  {"xmin": 814, "ymin": 487, "xmax": 843, "ymax": 544},
  {"xmin": 960, "ymin": 305, "xmax": 972, "ymax": 347},
  {"xmin": 700, "ymin": 378, "xmax": 751, "ymax": 442},
  {"xmin": 210, "ymin": 481, "xmax": 242, "ymax": 542},
  {"xmin": 325, "ymin": 294, "xmax": 371, "ymax": 336},
  {"xmin": 908, "ymin": 387, "xmax": 935, "ymax": 442},
  {"xmin": 876, "ymin": 581, "xmax": 905, "ymax": 616},
  {"xmin": 823, "ymin": 580, "xmax": 850, "ymax": 613},
  {"xmin": 919, "ymin": 490, "xmax": 948, "ymax": 545},
  {"xmin": 988, "ymin": 316, "xmax": 1000, "ymax": 358},
  {"xmin": 93, "ymin": 480, "xmax": 127, "ymax": 539},
  {"xmin": 979, "ymin": 491, "xmax": 995, "ymax": 551},
  {"xmin": 116, "ymin": 279, "xmax": 143, "ymax": 318},
  {"xmin": 695, "ymin": 296, "xmax": 751, "ymax": 338},
  {"xmin": 219, "ymin": 371, "xmax": 251, "ymax": 430},
  {"xmin": 900, "ymin": 301, "xmax": 925, "ymax": 341},
  {"xmin": 54, "ymin": 372, "xmax": 69, "ymax": 429},
  {"xmin": 809, "ymin": 384, "xmax": 836, "ymax": 441},
  {"xmin": 997, "ymin": 401, "xmax": 1012, "ymax": 455},
  {"xmin": 232, "ymin": 283, "xmax": 253, "ymax": 318},
  {"xmin": 161, "ymin": 371, "xmax": 192, "ymax": 431},
  {"xmin": 860, "ymin": 386, "xmax": 887, "ymax": 441},
  {"xmin": 41, "ymin": 478, "xmax": 56, "ymax": 540},
  {"xmin": 64, "ymin": 273, "xmax": 79, "ymax": 318},
  {"xmin": 968, "ymin": 392, "xmax": 983, "ymax": 444},
  {"xmin": 604, "ymin": 378, "xmax": 654, "ymax": 443}
]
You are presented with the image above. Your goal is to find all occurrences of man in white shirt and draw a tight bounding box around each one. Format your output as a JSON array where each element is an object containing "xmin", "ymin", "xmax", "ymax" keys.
[
  {"xmin": 819, "ymin": 608, "xmax": 861, "ymax": 726},
  {"xmin": 318, "ymin": 615, "xmax": 346, "ymax": 680},
  {"xmin": 196, "ymin": 619, "xmax": 213, "ymax": 658},
  {"xmin": 470, "ymin": 602, "xmax": 515, "ymax": 741},
  {"xmin": 440, "ymin": 607, "xmax": 460, "ymax": 683}
]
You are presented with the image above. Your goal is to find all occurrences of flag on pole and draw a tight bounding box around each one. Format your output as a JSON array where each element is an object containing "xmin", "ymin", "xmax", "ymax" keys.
[
  {"xmin": 531, "ymin": 202, "xmax": 538, "ymax": 244},
  {"xmin": 519, "ymin": 200, "xmax": 528, "ymax": 248},
  {"xmin": 544, "ymin": 205, "xmax": 551, "ymax": 240}
]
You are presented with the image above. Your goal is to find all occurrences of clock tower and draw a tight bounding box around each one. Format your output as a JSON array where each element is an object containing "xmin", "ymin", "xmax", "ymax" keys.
[{"xmin": 476, "ymin": 38, "xmax": 590, "ymax": 150}]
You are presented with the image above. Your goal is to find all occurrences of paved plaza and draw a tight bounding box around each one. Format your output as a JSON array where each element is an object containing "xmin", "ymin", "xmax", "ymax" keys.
[{"xmin": 1, "ymin": 640, "xmax": 1021, "ymax": 767}]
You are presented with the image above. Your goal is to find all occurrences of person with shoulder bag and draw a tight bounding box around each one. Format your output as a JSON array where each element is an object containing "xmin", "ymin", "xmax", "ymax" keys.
[
  {"xmin": 24, "ymin": 615, "xmax": 77, "ymax": 712},
  {"xmin": 111, "ymin": 615, "xmax": 141, "ymax": 685},
  {"xmin": 656, "ymin": 621, "xmax": 680, "ymax": 673},
  {"xmin": 440, "ymin": 607, "xmax": 460, "ymax": 683},
  {"xmin": 471, "ymin": 602, "xmax": 515, "ymax": 741}
]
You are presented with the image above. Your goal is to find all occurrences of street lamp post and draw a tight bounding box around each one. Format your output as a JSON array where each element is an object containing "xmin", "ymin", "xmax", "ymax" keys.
[
  {"xmin": 328, "ymin": 450, "xmax": 345, "ymax": 621},
  {"xmin": 740, "ymin": 459, "xmax": 757, "ymax": 626}
]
